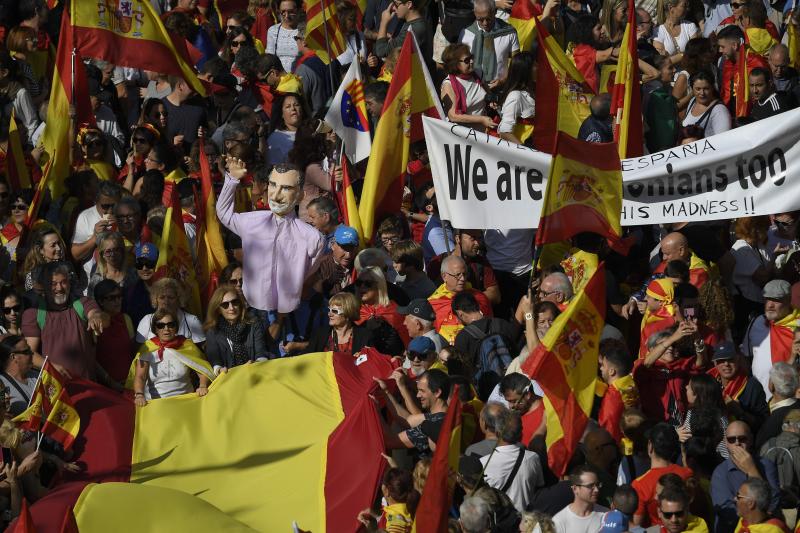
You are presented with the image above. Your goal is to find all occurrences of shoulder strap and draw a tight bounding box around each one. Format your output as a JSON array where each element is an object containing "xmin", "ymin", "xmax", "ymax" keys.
[
  {"xmin": 0, "ymin": 372, "xmax": 30, "ymax": 405},
  {"xmin": 463, "ymin": 323, "xmax": 487, "ymax": 341},
  {"xmin": 37, "ymin": 299, "xmax": 87, "ymax": 330},
  {"xmin": 73, "ymin": 299, "xmax": 86, "ymax": 321},
  {"xmin": 697, "ymin": 100, "xmax": 720, "ymax": 128},
  {"xmin": 501, "ymin": 448, "xmax": 526, "ymax": 492}
]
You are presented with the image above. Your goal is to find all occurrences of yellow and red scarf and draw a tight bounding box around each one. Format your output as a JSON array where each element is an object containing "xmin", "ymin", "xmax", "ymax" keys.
[
  {"xmin": 125, "ymin": 336, "xmax": 215, "ymax": 389},
  {"xmin": 708, "ymin": 366, "xmax": 748, "ymax": 400},
  {"xmin": 639, "ymin": 278, "xmax": 677, "ymax": 356}
]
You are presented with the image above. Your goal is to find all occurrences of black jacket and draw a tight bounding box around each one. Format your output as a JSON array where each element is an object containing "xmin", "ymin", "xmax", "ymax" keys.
[
  {"xmin": 755, "ymin": 398, "xmax": 800, "ymax": 452},
  {"xmin": 205, "ymin": 317, "xmax": 272, "ymax": 368},
  {"xmin": 302, "ymin": 323, "xmax": 376, "ymax": 354}
]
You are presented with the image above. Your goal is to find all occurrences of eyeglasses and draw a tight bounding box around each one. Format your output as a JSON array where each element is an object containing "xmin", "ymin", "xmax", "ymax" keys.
[
  {"xmin": 11, "ymin": 203, "xmax": 28, "ymax": 211},
  {"xmin": 726, "ymin": 435, "xmax": 749, "ymax": 444},
  {"xmin": 538, "ymin": 289, "xmax": 558, "ymax": 297},
  {"xmin": 380, "ymin": 235, "xmax": 400, "ymax": 244},
  {"xmin": 229, "ymin": 277, "xmax": 243, "ymax": 286},
  {"xmin": 576, "ymin": 482, "xmax": 603, "ymax": 490},
  {"xmin": 775, "ymin": 220, "xmax": 796, "ymax": 228},
  {"xmin": 2, "ymin": 305, "xmax": 21, "ymax": 314},
  {"xmin": 136, "ymin": 259, "xmax": 156, "ymax": 270},
  {"xmin": 328, "ymin": 307, "xmax": 345, "ymax": 315},
  {"xmin": 102, "ymin": 247, "xmax": 123, "ymax": 256},
  {"xmin": 445, "ymin": 271, "xmax": 466, "ymax": 280},
  {"xmin": 12, "ymin": 348, "xmax": 33, "ymax": 356},
  {"xmin": 220, "ymin": 299, "xmax": 241, "ymax": 309},
  {"xmin": 660, "ymin": 510, "xmax": 686, "ymax": 519},
  {"xmin": 25, "ymin": 37, "xmax": 38, "ymax": 44},
  {"xmin": 100, "ymin": 202, "xmax": 115, "ymax": 211},
  {"xmin": 459, "ymin": 56, "xmax": 474, "ymax": 64},
  {"xmin": 735, "ymin": 493, "xmax": 754, "ymax": 501},
  {"xmin": 146, "ymin": 156, "xmax": 161, "ymax": 165},
  {"xmin": 102, "ymin": 293, "xmax": 123, "ymax": 301},
  {"xmin": 132, "ymin": 137, "xmax": 149, "ymax": 144},
  {"xmin": 154, "ymin": 321, "xmax": 178, "ymax": 330}
]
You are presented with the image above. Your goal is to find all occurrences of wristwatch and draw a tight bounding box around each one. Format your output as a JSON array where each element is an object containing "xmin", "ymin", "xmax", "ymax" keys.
[{"xmin": 524, "ymin": 312, "xmax": 533, "ymax": 321}]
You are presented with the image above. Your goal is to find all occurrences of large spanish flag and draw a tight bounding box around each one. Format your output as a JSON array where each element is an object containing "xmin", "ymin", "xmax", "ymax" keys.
[
  {"xmin": 155, "ymin": 181, "xmax": 202, "ymax": 317},
  {"xmin": 535, "ymin": 132, "xmax": 624, "ymax": 250},
  {"xmin": 14, "ymin": 349, "xmax": 393, "ymax": 531},
  {"xmin": 610, "ymin": 0, "xmax": 643, "ymax": 159},
  {"xmin": 71, "ymin": 0, "xmax": 205, "ymax": 95},
  {"xmin": 305, "ymin": 0, "xmax": 347, "ymax": 64},
  {"xmin": 508, "ymin": 0, "xmax": 542, "ymax": 51},
  {"xmin": 358, "ymin": 32, "xmax": 443, "ymax": 242},
  {"xmin": 412, "ymin": 385, "xmax": 462, "ymax": 533},
  {"xmin": 520, "ymin": 266, "xmax": 606, "ymax": 476},
  {"xmin": 532, "ymin": 18, "xmax": 594, "ymax": 153},
  {"xmin": 196, "ymin": 140, "xmax": 228, "ymax": 306}
]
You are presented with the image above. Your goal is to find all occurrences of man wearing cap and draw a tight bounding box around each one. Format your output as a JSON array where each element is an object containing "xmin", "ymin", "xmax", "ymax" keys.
[
  {"xmin": 126, "ymin": 242, "xmax": 159, "ymax": 326},
  {"xmin": 291, "ymin": 21, "xmax": 332, "ymax": 117},
  {"xmin": 742, "ymin": 279, "xmax": 800, "ymax": 400},
  {"xmin": 707, "ymin": 341, "xmax": 769, "ymax": 433},
  {"xmin": 398, "ymin": 298, "xmax": 446, "ymax": 353},
  {"xmin": 218, "ymin": 156, "xmax": 325, "ymax": 336},
  {"xmin": 405, "ymin": 336, "xmax": 444, "ymax": 379},
  {"xmin": 304, "ymin": 225, "xmax": 360, "ymax": 300}
]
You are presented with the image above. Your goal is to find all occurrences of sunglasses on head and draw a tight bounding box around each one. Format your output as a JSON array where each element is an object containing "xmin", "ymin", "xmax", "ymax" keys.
[
  {"xmin": 154, "ymin": 321, "xmax": 177, "ymax": 330},
  {"xmin": 136, "ymin": 259, "xmax": 156, "ymax": 270},
  {"xmin": 661, "ymin": 510, "xmax": 686, "ymax": 519},
  {"xmin": 220, "ymin": 299, "xmax": 241, "ymax": 309},
  {"xmin": 2, "ymin": 305, "xmax": 21, "ymax": 314}
]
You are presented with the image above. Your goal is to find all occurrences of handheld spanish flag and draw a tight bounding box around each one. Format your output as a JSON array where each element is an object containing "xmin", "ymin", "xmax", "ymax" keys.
[
  {"xmin": 535, "ymin": 132, "xmax": 624, "ymax": 251},
  {"xmin": 155, "ymin": 181, "xmax": 202, "ymax": 317},
  {"xmin": 358, "ymin": 32, "xmax": 444, "ymax": 242},
  {"xmin": 196, "ymin": 140, "xmax": 228, "ymax": 307},
  {"xmin": 11, "ymin": 498, "xmax": 35, "ymax": 533},
  {"xmin": 6, "ymin": 110, "xmax": 31, "ymax": 190},
  {"xmin": 532, "ymin": 18, "xmax": 594, "ymax": 153},
  {"xmin": 520, "ymin": 266, "xmax": 606, "ymax": 476},
  {"xmin": 71, "ymin": 0, "xmax": 205, "ymax": 95},
  {"xmin": 610, "ymin": 0, "xmax": 643, "ymax": 158},
  {"xmin": 735, "ymin": 44, "xmax": 750, "ymax": 118},
  {"xmin": 412, "ymin": 385, "xmax": 462, "ymax": 533},
  {"xmin": 508, "ymin": 0, "xmax": 542, "ymax": 51},
  {"xmin": 304, "ymin": 0, "xmax": 347, "ymax": 64}
]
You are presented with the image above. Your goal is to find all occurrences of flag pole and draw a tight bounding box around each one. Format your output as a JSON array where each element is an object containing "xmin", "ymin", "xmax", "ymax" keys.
[
  {"xmin": 26, "ymin": 356, "xmax": 48, "ymax": 409},
  {"xmin": 319, "ymin": 0, "xmax": 338, "ymax": 93}
]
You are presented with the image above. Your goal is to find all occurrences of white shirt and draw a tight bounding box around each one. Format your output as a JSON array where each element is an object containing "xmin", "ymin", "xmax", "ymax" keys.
[
  {"xmin": 484, "ymin": 229, "xmax": 535, "ymax": 275},
  {"xmin": 441, "ymin": 76, "xmax": 487, "ymax": 119},
  {"xmin": 498, "ymin": 90, "xmax": 535, "ymax": 134},
  {"xmin": 730, "ymin": 239, "xmax": 770, "ymax": 303},
  {"xmin": 553, "ymin": 504, "xmax": 609, "ymax": 533},
  {"xmin": 140, "ymin": 347, "xmax": 195, "ymax": 400},
  {"xmin": 682, "ymin": 98, "xmax": 731, "ymax": 137},
  {"xmin": 266, "ymin": 24, "xmax": 299, "ymax": 73},
  {"xmin": 459, "ymin": 22, "xmax": 520, "ymax": 81},
  {"xmin": 741, "ymin": 314, "xmax": 800, "ymax": 401},
  {"xmin": 654, "ymin": 21, "xmax": 699, "ymax": 55},
  {"xmin": 336, "ymin": 32, "xmax": 368, "ymax": 67},
  {"xmin": 73, "ymin": 205, "xmax": 103, "ymax": 280},
  {"xmin": 480, "ymin": 444, "xmax": 543, "ymax": 512},
  {"xmin": 136, "ymin": 309, "xmax": 206, "ymax": 344}
]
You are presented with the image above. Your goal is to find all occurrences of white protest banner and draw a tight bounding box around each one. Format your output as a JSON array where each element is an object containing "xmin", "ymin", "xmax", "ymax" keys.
[{"xmin": 423, "ymin": 109, "xmax": 800, "ymax": 229}]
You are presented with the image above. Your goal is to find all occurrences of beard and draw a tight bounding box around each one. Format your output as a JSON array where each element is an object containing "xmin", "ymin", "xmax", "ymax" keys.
[
  {"xmin": 268, "ymin": 199, "xmax": 295, "ymax": 216},
  {"xmin": 53, "ymin": 293, "xmax": 68, "ymax": 305}
]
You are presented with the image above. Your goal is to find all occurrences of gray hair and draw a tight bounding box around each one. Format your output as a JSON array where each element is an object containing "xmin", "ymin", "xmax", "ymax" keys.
[
  {"xmin": 646, "ymin": 329, "xmax": 673, "ymax": 351},
  {"xmin": 769, "ymin": 362, "xmax": 799, "ymax": 398},
  {"xmin": 741, "ymin": 478, "xmax": 772, "ymax": 513},
  {"xmin": 114, "ymin": 196, "xmax": 141, "ymax": 217},
  {"xmin": 441, "ymin": 254, "xmax": 466, "ymax": 276},
  {"xmin": 96, "ymin": 180, "xmax": 123, "ymax": 201},
  {"xmin": 354, "ymin": 247, "xmax": 391, "ymax": 274},
  {"xmin": 480, "ymin": 402, "xmax": 508, "ymax": 434},
  {"xmin": 223, "ymin": 120, "xmax": 252, "ymax": 140},
  {"xmin": 459, "ymin": 496, "xmax": 491, "ymax": 533},
  {"xmin": 307, "ymin": 196, "xmax": 339, "ymax": 222},
  {"xmin": 544, "ymin": 272, "xmax": 574, "ymax": 299},
  {"xmin": 270, "ymin": 162, "xmax": 305, "ymax": 189},
  {"xmin": 473, "ymin": 0, "xmax": 496, "ymax": 13}
]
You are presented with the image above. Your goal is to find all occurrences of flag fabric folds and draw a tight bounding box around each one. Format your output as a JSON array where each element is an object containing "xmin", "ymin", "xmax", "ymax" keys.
[
  {"xmin": 71, "ymin": 0, "xmax": 205, "ymax": 95},
  {"xmin": 6, "ymin": 111, "xmax": 31, "ymax": 190},
  {"xmin": 304, "ymin": 0, "xmax": 347, "ymax": 64},
  {"xmin": 610, "ymin": 0, "xmax": 643, "ymax": 158},
  {"xmin": 339, "ymin": 151, "xmax": 364, "ymax": 244},
  {"xmin": 195, "ymin": 140, "xmax": 228, "ymax": 306},
  {"xmin": 520, "ymin": 266, "xmax": 606, "ymax": 476},
  {"xmin": 532, "ymin": 18, "xmax": 594, "ymax": 153},
  {"xmin": 155, "ymin": 181, "xmax": 202, "ymax": 316},
  {"xmin": 412, "ymin": 385, "xmax": 462, "ymax": 533},
  {"xmin": 535, "ymin": 132, "xmax": 624, "ymax": 250},
  {"xmin": 735, "ymin": 45, "xmax": 750, "ymax": 118},
  {"xmin": 325, "ymin": 60, "xmax": 372, "ymax": 163},
  {"xmin": 507, "ymin": 0, "xmax": 542, "ymax": 51},
  {"xmin": 358, "ymin": 32, "xmax": 444, "ymax": 242}
]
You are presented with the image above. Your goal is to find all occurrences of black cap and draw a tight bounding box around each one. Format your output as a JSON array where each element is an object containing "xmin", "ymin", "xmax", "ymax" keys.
[{"xmin": 396, "ymin": 298, "xmax": 435, "ymax": 322}]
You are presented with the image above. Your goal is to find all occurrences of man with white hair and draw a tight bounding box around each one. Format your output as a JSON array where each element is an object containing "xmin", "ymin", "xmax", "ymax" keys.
[
  {"xmin": 755, "ymin": 362, "xmax": 800, "ymax": 451},
  {"xmin": 459, "ymin": 496, "xmax": 492, "ymax": 533},
  {"xmin": 458, "ymin": 0, "xmax": 519, "ymax": 85},
  {"xmin": 538, "ymin": 272, "xmax": 574, "ymax": 310},
  {"xmin": 428, "ymin": 255, "xmax": 493, "ymax": 343}
]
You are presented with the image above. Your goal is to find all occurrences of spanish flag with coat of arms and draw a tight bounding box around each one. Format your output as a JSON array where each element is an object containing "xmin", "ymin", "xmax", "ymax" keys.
[{"xmin": 520, "ymin": 266, "xmax": 606, "ymax": 476}]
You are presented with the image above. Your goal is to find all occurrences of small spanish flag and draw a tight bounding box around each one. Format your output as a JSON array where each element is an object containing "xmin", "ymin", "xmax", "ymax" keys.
[
  {"xmin": 520, "ymin": 266, "xmax": 606, "ymax": 476},
  {"xmin": 196, "ymin": 140, "xmax": 228, "ymax": 308}
]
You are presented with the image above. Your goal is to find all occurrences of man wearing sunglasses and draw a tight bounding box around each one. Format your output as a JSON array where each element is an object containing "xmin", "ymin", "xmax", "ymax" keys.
[
  {"xmin": 652, "ymin": 486, "xmax": 692, "ymax": 533},
  {"xmin": 0, "ymin": 335, "xmax": 38, "ymax": 417},
  {"xmin": 71, "ymin": 181, "xmax": 123, "ymax": 281},
  {"xmin": 711, "ymin": 421, "xmax": 781, "ymax": 533}
]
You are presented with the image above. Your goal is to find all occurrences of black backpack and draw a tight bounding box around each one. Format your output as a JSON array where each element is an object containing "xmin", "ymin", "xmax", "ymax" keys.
[{"xmin": 464, "ymin": 320, "xmax": 514, "ymax": 400}]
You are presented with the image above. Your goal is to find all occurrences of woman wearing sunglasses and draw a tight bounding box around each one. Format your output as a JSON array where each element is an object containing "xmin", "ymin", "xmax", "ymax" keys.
[
  {"xmin": 290, "ymin": 292, "xmax": 376, "ymax": 355},
  {"xmin": 0, "ymin": 286, "xmax": 22, "ymax": 336},
  {"xmin": 355, "ymin": 267, "xmax": 409, "ymax": 350},
  {"xmin": 131, "ymin": 308, "xmax": 215, "ymax": 406},
  {"xmin": 87, "ymin": 231, "xmax": 138, "ymax": 298},
  {"xmin": 0, "ymin": 189, "xmax": 32, "ymax": 280},
  {"xmin": 203, "ymin": 286, "xmax": 271, "ymax": 375}
]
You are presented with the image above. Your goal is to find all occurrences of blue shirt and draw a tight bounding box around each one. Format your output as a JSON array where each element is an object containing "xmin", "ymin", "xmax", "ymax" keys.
[
  {"xmin": 710, "ymin": 456, "xmax": 780, "ymax": 533},
  {"xmin": 422, "ymin": 215, "xmax": 454, "ymax": 264}
]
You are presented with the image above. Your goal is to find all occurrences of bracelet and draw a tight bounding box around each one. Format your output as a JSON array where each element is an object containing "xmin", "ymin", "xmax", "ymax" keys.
[{"xmin": 134, "ymin": 392, "xmax": 144, "ymax": 397}]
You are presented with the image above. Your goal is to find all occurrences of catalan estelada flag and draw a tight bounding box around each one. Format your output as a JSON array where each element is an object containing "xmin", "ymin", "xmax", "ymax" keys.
[
  {"xmin": 15, "ymin": 360, "xmax": 80, "ymax": 450},
  {"xmin": 325, "ymin": 59, "xmax": 372, "ymax": 163},
  {"xmin": 507, "ymin": 0, "xmax": 542, "ymax": 51},
  {"xmin": 359, "ymin": 32, "xmax": 443, "ymax": 242},
  {"xmin": 304, "ymin": 0, "xmax": 347, "ymax": 64},
  {"xmin": 535, "ymin": 132, "xmax": 624, "ymax": 250},
  {"xmin": 16, "ymin": 350, "xmax": 392, "ymax": 532},
  {"xmin": 520, "ymin": 266, "xmax": 606, "ymax": 476},
  {"xmin": 196, "ymin": 140, "xmax": 228, "ymax": 306},
  {"xmin": 6, "ymin": 111, "xmax": 31, "ymax": 190},
  {"xmin": 155, "ymin": 181, "xmax": 202, "ymax": 317},
  {"xmin": 532, "ymin": 18, "xmax": 594, "ymax": 153},
  {"xmin": 412, "ymin": 385, "xmax": 462, "ymax": 533},
  {"xmin": 610, "ymin": 0, "xmax": 643, "ymax": 158},
  {"xmin": 71, "ymin": 0, "xmax": 205, "ymax": 95}
]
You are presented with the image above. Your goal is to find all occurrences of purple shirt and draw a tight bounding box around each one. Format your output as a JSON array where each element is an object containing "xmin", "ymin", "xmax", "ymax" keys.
[{"xmin": 216, "ymin": 175, "xmax": 325, "ymax": 313}]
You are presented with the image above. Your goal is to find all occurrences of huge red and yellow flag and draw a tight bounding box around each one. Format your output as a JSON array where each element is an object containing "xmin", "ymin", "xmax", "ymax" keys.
[
  {"xmin": 6, "ymin": 111, "xmax": 31, "ymax": 190},
  {"xmin": 196, "ymin": 140, "xmax": 228, "ymax": 306},
  {"xmin": 412, "ymin": 385, "xmax": 462, "ymax": 533},
  {"xmin": 520, "ymin": 266, "xmax": 606, "ymax": 476},
  {"xmin": 155, "ymin": 181, "xmax": 202, "ymax": 316},
  {"xmin": 40, "ymin": 11, "xmax": 95, "ymax": 198},
  {"xmin": 359, "ymin": 33, "xmax": 443, "ymax": 242},
  {"xmin": 535, "ymin": 132, "xmax": 624, "ymax": 250},
  {"xmin": 610, "ymin": 0, "xmax": 643, "ymax": 158},
  {"xmin": 305, "ymin": 0, "xmax": 347, "ymax": 64},
  {"xmin": 15, "ymin": 350, "xmax": 392, "ymax": 532},
  {"xmin": 71, "ymin": 0, "xmax": 205, "ymax": 95},
  {"xmin": 533, "ymin": 18, "xmax": 594, "ymax": 153},
  {"xmin": 508, "ymin": 0, "xmax": 542, "ymax": 51}
]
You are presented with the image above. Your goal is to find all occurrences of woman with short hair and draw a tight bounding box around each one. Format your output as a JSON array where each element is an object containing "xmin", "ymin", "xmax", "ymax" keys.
[{"xmin": 135, "ymin": 277, "xmax": 205, "ymax": 344}]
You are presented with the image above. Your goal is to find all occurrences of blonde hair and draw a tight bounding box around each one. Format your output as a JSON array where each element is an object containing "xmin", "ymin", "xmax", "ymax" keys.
[
  {"xmin": 149, "ymin": 277, "xmax": 186, "ymax": 309},
  {"xmin": 412, "ymin": 457, "xmax": 431, "ymax": 493},
  {"xmin": 328, "ymin": 292, "xmax": 361, "ymax": 323},
  {"xmin": 520, "ymin": 512, "xmax": 557, "ymax": 533},
  {"xmin": 95, "ymin": 231, "xmax": 129, "ymax": 277},
  {"xmin": 358, "ymin": 266, "xmax": 390, "ymax": 306},
  {"xmin": 204, "ymin": 286, "xmax": 253, "ymax": 331},
  {"xmin": 601, "ymin": 0, "xmax": 627, "ymax": 40},
  {"xmin": 656, "ymin": 0, "xmax": 683, "ymax": 25}
]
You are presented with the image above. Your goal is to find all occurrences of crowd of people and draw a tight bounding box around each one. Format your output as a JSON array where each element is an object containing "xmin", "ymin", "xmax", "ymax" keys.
[{"xmin": 0, "ymin": 0, "xmax": 797, "ymax": 530}]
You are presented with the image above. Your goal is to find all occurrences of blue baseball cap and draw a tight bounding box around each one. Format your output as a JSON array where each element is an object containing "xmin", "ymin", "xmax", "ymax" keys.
[
  {"xmin": 334, "ymin": 225, "xmax": 359, "ymax": 247},
  {"xmin": 135, "ymin": 242, "xmax": 158, "ymax": 262},
  {"xmin": 600, "ymin": 510, "xmax": 629, "ymax": 533},
  {"xmin": 408, "ymin": 336, "xmax": 436, "ymax": 355}
]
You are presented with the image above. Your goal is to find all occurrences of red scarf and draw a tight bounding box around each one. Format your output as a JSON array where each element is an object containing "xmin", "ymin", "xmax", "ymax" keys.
[
  {"xmin": 294, "ymin": 51, "xmax": 316, "ymax": 70},
  {"xmin": 447, "ymin": 73, "xmax": 481, "ymax": 115},
  {"xmin": 0, "ymin": 222, "xmax": 20, "ymax": 241},
  {"xmin": 708, "ymin": 366, "xmax": 748, "ymax": 400},
  {"xmin": 149, "ymin": 335, "xmax": 186, "ymax": 361}
]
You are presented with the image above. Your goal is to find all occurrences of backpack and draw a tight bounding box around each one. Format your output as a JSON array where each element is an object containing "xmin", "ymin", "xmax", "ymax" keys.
[
  {"xmin": 36, "ymin": 299, "xmax": 86, "ymax": 330},
  {"xmin": 761, "ymin": 433, "xmax": 800, "ymax": 509},
  {"xmin": 464, "ymin": 320, "xmax": 513, "ymax": 401}
]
